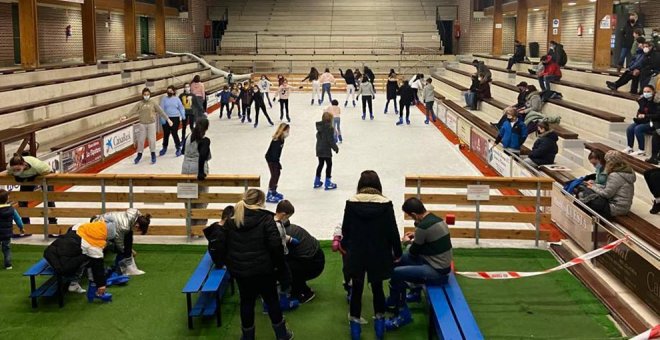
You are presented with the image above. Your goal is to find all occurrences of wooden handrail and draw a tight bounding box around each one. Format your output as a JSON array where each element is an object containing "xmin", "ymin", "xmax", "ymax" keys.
[
  {"xmin": 405, "ymin": 175, "xmax": 554, "ymax": 190},
  {"xmin": 0, "ymin": 174, "xmax": 260, "ymax": 187}
]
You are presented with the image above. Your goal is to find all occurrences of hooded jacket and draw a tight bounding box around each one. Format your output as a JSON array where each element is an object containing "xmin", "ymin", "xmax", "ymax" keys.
[
  {"xmin": 0, "ymin": 204, "xmax": 22, "ymax": 240},
  {"xmin": 512, "ymin": 44, "xmax": 526, "ymax": 62},
  {"xmin": 386, "ymin": 78, "xmax": 399, "ymax": 100},
  {"xmin": 203, "ymin": 222, "xmax": 225, "ymax": 267},
  {"xmin": 528, "ymin": 130, "xmax": 559, "ymax": 166},
  {"xmin": 316, "ymin": 121, "xmax": 339, "ymax": 158},
  {"xmin": 496, "ymin": 116, "xmax": 528, "ymax": 150},
  {"xmin": 539, "ymin": 55, "xmax": 562, "ymax": 78},
  {"xmin": 93, "ymin": 208, "xmax": 140, "ymax": 253},
  {"xmin": 640, "ymin": 49, "xmax": 660, "ymax": 75},
  {"xmin": 341, "ymin": 190, "xmax": 402, "ymax": 281},
  {"xmin": 398, "ymin": 84, "xmax": 415, "ymax": 105},
  {"xmin": 214, "ymin": 208, "xmax": 284, "ymax": 278},
  {"xmin": 474, "ymin": 61, "xmax": 492, "ymax": 83},
  {"xmin": 591, "ymin": 169, "xmax": 636, "ymax": 216}
]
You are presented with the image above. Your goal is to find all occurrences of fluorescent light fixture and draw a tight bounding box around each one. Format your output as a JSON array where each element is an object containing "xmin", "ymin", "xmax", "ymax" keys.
[
  {"xmin": 568, "ymin": 2, "xmax": 577, "ymax": 5},
  {"xmin": 533, "ymin": 8, "xmax": 540, "ymax": 11}
]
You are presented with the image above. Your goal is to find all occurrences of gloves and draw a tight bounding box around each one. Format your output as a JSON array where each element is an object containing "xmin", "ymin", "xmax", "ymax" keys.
[{"xmin": 331, "ymin": 235, "xmax": 345, "ymax": 255}]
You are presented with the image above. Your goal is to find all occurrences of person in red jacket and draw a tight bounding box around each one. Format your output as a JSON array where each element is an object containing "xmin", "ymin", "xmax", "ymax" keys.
[{"xmin": 538, "ymin": 54, "xmax": 562, "ymax": 92}]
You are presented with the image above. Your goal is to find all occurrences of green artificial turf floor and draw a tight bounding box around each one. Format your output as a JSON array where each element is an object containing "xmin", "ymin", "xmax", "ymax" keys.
[{"xmin": 0, "ymin": 243, "xmax": 622, "ymax": 340}]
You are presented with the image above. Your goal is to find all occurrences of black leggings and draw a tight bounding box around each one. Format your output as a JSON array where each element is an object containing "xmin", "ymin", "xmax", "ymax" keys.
[
  {"xmin": 644, "ymin": 168, "xmax": 660, "ymax": 198},
  {"xmin": 236, "ymin": 274, "xmax": 283, "ymax": 328},
  {"xmin": 279, "ymin": 99, "xmax": 290, "ymax": 121},
  {"xmin": 181, "ymin": 112, "xmax": 195, "ymax": 140},
  {"xmin": 254, "ymin": 103, "xmax": 273, "ymax": 125},
  {"xmin": 350, "ymin": 271, "xmax": 385, "ymax": 318},
  {"xmin": 362, "ymin": 96, "xmax": 373, "ymax": 115},
  {"xmin": 399, "ymin": 102, "xmax": 410, "ymax": 120},
  {"xmin": 315, "ymin": 157, "xmax": 332, "ymax": 178}
]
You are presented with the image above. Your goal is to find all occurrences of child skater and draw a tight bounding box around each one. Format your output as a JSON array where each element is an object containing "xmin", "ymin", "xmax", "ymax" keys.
[
  {"xmin": 357, "ymin": 76, "xmax": 376, "ymax": 120},
  {"xmin": 274, "ymin": 79, "xmax": 292, "ymax": 122},
  {"xmin": 385, "ymin": 70, "xmax": 399, "ymax": 114},
  {"xmin": 266, "ymin": 123, "xmax": 290, "ymax": 203},
  {"xmin": 325, "ymin": 100, "xmax": 342, "ymax": 143},
  {"xmin": 252, "ymin": 85, "xmax": 274, "ymax": 128},
  {"xmin": 0, "ymin": 189, "xmax": 24, "ymax": 270},
  {"xmin": 339, "ymin": 68, "xmax": 357, "ymax": 107},
  {"xmin": 259, "ymin": 75, "xmax": 274, "ymax": 108},
  {"xmin": 301, "ymin": 67, "xmax": 321, "ymax": 105},
  {"xmin": 314, "ymin": 112, "xmax": 339, "ymax": 190},
  {"xmin": 216, "ymin": 85, "xmax": 231, "ymax": 119},
  {"xmin": 229, "ymin": 84, "xmax": 240, "ymax": 119},
  {"xmin": 397, "ymin": 80, "xmax": 415, "ymax": 126},
  {"xmin": 239, "ymin": 82, "xmax": 253, "ymax": 124}
]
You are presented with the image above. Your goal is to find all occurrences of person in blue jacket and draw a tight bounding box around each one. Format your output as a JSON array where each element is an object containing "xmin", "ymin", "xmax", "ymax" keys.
[
  {"xmin": 216, "ymin": 85, "xmax": 232, "ymax": 119},
  {"xmin": 493, "ymin": 107, "xmax": 527, "ymax": 155},
  {"xmin": 524, "ymin": 122, "xmax": 558, "ymax": 168}
]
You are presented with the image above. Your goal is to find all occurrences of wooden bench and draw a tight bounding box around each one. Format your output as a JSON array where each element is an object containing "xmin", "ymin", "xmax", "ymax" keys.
[
  {"xmin": 426, "ymin": 272, "xmax": 484, "ymax": 340},
  {"xmin": 491, "ymin": 81, "xmax": 625, "ymax": 123},
  {"xmin": 182, "ymin": 252, "xmax": 234, "ymax": 329},
  {"xmin": 0, "ymin": 71, "xmax": 121, "ymax": 93},
  {"xmin": 514, "ymin": 71, "xmax": 637, "ymax": 102},
  {"xmin": 434, "ymin": 76, "xmax": 469, "ymax": 92},
  {"xmin": 458, "ymin": 61, "xmax": 516, "ymax": 75},
  {"xmin": 481, "ymin": 96, "xmax": 579, "ymax": 140},
  {"xmin": 584, "ymin": 142, "xmax": 654, "ymax": 174},
  {"xmin": 123, "ymin": 60, "xmax": 197, "ymax": 73},
  {"xmin": 23, "ymin": 258, "xmax": 68, "ymax": 308},
  {"xmin": 474, "ymin": 53, "xmax": 532, "ymax": 65}
]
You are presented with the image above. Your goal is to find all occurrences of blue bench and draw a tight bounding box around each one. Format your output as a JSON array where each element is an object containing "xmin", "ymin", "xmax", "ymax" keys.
[
  {"xmin": 426, "ymin": 273, "xmax": 483, "ymax": 340},
  {"xmin": 182, "ymin": 252, "xmax": 234, "ymax": 329},
  {"xmin": 24, "ymin": 258, "xmax": 68, "ymax": 308}
]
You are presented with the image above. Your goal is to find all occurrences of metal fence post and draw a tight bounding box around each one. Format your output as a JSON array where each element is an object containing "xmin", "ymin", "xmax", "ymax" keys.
[
  {"xmin": 128, "ymin": 179, "xmax": 134, "ymax": 208},
  {"xmin": 101, "ymin": 179, "xmax": 106, "ymax": 214},
  {"xmin": 475, "ymin": 180, "xmax": 480, "ymax": 245},
  {"xmin": 186, "ymin": 179, "xmax": 192, "ymax": 242},
  {"xmin": 534, "ymin": 181, "xmax": 541, "ymax": 247},
  {"xmin": 416, "ymin": 178, "xmax": 421, "ymax": 199},
  {"xmin": 41, "ymin": 178, "xmax": 49, "ymax": 240},
  {"xmin": 244, "ymin": 179, "xmax": 249, "ymax": 193}
]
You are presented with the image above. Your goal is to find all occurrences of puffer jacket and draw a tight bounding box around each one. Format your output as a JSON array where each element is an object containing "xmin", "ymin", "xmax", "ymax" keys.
[
  {"xmin": 93, "ymin": 208, "xmax": 140, "ymax": 253},
  {"xmin": 214, "ymin": 208, "xmax": 284, "ymax": 278},
  {"xmin": 316, "ymin": 121, "xmax": 338, "ymax": 158},
  {"xmin": 528, "ymin": 130, "xmax": 558, "ymax": 166},
  {"xmin": 591, "ymin": 170, "xmax": 636, "ymax": 216},
  {"xmin": 522, "ymin": 91, "xmax": 543, "ymax": 114}
]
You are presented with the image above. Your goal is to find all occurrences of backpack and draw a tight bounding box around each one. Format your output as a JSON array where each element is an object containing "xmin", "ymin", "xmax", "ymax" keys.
[{"xmin": 563, "ymin": 177, "xmax": 585, "ymax": 195}]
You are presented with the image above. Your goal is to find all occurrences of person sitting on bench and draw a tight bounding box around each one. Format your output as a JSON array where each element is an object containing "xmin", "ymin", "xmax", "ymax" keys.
[
  {"xmin": 276, "ymin": 200, "xmax": 325, "ymax": 304},
  {"xmin": 91, "ymin": 209, "xmax": 151, "ymax": 276},
  {"xmin": 607, "ymin": 37, "xmax": 648, "ymax": 94},
  {"xmin": 385, "ymin": 197, "xmax": 452, "ymax": 331},
  {"xmin": 507, "ymin": 40, "xmax": 526, "ymax": 71},
  {"xmin": 643, "ymin": 168, "xmax": 660, "ymax": 214},
  {"xmin": 579, "ymin": 151, "xmax": 636, "ymax": 218},
  {"xmin": 43, "ymin": 220, "xmax": 111, "ymax": 298}
]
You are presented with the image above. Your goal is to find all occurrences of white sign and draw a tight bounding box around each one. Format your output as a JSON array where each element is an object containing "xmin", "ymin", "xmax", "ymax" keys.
[
  {"xmin": 495, "ymin": 23, "xmax": 502, "ymax": 29},
  {"xmin": 599, "ymin": 15, "xmax": 611, "ymax": 29},
  {"xmin": 177, "ymin": 183, "xmax": 199, "ymax": 199},
  {"xmin": 103, "ymin": 126, "xmax": 134, "ymax": 157},
  {"xmin": 467, "ymin": 185, "xmax": 490, "ymax": 201},
  {"xmin": 552, "ymin": 19, "xmax": 560, "ymax": 28},
  {"xmin": 552, "ymin": 28, "xmax": 558, "ymax": 36},
  {"xmin": 446, "ymin": 111, "xmax": 458, "ymax": 133},
  {"xmin": 488, "ymin": 146, "xmax": 512, "ymax": 176},
  {"xmin": 41, "ymin": 152, "xmax": 61, "ymax": 174}
]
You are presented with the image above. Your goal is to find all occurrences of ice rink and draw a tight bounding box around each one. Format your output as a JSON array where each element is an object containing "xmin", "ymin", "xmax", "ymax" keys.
[{"xmin": 59, "ymin": 92, "xmax": 526, "ymax": 240}]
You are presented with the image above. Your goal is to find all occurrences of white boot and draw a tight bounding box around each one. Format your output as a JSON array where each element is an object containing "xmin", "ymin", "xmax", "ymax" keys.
[
  {"xmin": 119, "ymin": 257, "xmax": 145, "ymax": 276},
  {"xmin": 68, "ymin": 282, "xmax": 87, "ymax": 294}
]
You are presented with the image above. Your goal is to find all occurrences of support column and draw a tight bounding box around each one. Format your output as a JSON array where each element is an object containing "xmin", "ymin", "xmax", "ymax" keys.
[
  {"xmin": 124, "ymin": 0, "xmax": 137, "ymax": 60},
  {"xmin": 18, "ymin": 0, "xmax": 38, "ymax": 69},
  {"xmin": 516, "ymin": 0, "xmax": 528, "ymax": 44},
  {"xmin": 492, "ymin": 0, "xmax": 503, "ymax": 56},
  {"xmin": 155, "ymin": 0, "xmax": 166, "ymax": 56},
  {"xmin": 546, "ymin": 0, "xmax": 562, "ymax": 46},
  {"xmin": 593, "ymin": 0, "xmax": 614, "ymax": 69},
  {"xmin": 81, "ymin": 0, "xmax": 97, "ymax": 64}
]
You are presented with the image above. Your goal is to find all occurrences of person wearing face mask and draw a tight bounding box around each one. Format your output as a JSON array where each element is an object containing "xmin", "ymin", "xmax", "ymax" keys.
[
  {"xmin": 259, "ymin": 75, "xmax": 274, "ymax": 109},
  {"xmin": 252, "ymin": 86, "xmax": 274, "ymax": 128},
  {"xmin": 385, "ymin": 197, "xmax": 451, "ymax": 331},
  {"xmin": 179, "ymin": 84, "xmax": 195, "ymax": 139},
  {"xmin": 265, "ymin": 123, "xmax": 290, "ymax": 204},
  {"xmin": 507, "ymin": 40, "xmax": 526, "ymax": 71},
  {"xmin": 493, "ymin": 107, "xmax": 528, "ymax": 155},
  {"xmin": 159, "ymin": 85, "xmax": 185, "ymax": 157},
  {"xmin": 580, "ymin": 151, "xmax": 636, "ymax": 218},
  {"xmin": 122, "ymin": 88, "xmax": 172, "ymax": 165},
  {"xmin": 607, "ymin": 37, "xmax": 647, "ymax": 94},
  {"xmin": 524, "ymin": 122, "xmax": 558, "ymax": 169},
  {"xmin": 181, "ymin": 118, "xmax": 212, "ymax": 226},
  {"xmin": 617, "ymin": 13, "xmax": 643, "ymax": 73},
  {"xmin": 7, "ymin": 154, "xmax": 56, "ymax": 225},
  {"xmin": 645, "ymin": 87, "xmax": 660, "ymax": 165},
  {"xmin": 652, "ymin": 28, "xmax": 660, "ymax": 49},
  {"xmin": 189, "ymin": 75, "xmax": 207, "ymax": 118},
  {"xmin": 537, "ymin": 54, "xmax": 562, "ymax": 92},
  {"xmin": 584, "ymin": 150, "xmax": 607, "ymax": 187},
  {"xmin": 239, "ymin": 82, "xmax": 253, "ymax": 124},
  {"xmin": 273, "ymin": 79, "xmax": 292, "ymax": 123},
  {"xmin": 638, "ymin": 42, "xmax": 660, "ymax": 93},
  {"xmin": 622, "ymin": 85, "xmax": 657, "ymax": 156}
]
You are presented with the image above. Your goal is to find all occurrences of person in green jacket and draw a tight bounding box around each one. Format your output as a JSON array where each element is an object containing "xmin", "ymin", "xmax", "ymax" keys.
[
  {"xmin": 586, "ymin": 149, "xmax": 608, "ymax": 186},
  {"xmin": 7, "ymin": 154, "xmax": 56, "ymax": 225}
]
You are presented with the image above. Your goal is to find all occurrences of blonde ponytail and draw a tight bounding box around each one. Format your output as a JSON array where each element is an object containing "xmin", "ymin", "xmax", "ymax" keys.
[{"xmin": 233, "ymin": 188, "xmax": 266, "ymax": 228}]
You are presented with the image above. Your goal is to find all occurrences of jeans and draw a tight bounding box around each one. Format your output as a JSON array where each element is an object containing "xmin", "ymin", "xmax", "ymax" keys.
[
  {"xmin": 279, "ymin": 99, "xmax": 290, "ymax": 121},
  {"xmin": 361, "ymin": 95, "xmax": 373, "ymax": 115},
  {"xmin": 1, "ymin": 239, "xmax": 11, "ymax": 268},
  {"xmin": 236, "ymin": 274, "xmax": 283, "ymax": 328},
  {"xmin": 316, "ymin": 157, "xmax": 332, "ymax": 178},
  {"xmin": 464, "ymin": 91, "xmax": 477, "ymax": 109},
  {"xmin": 333, "ymin": 117, "xmax": 342, "ymax": 141},
  {"xmin": 618, "ymin": 47, "xmax": 632, "ymax": 68},
  {"xmin": 268, "ymin": 162, "xmax": 281, "ymax": 191},
  {"xmin": 507, "ymin": 57, "xmax": 517, "ymax": 70},
  {"xmin": 425, "ymin": 101, "xmax": 436, "ymax": 121},
  {"xmin": 263, "ymin": 92, "xmax": 272, "ymax": 107},
  {"xmin": 389, "ymin": 252, "xmax": 449, "ymax": 309},
  {"xmin": 162, "ymin": 117, "xmax": 181, "ymax": 150},
  {"xmin": 626, "ymin": 122, "xmax": 653, "ymax": 150},
  {"xmin": 539, "ymin": 75, "xmax": 560, "ymax": 91},
  {"xmin": 350, "ymin": 271, "xmax": 386, "ymax": 318},
  {"xmin": 321, "ymin": 83, "xmax": 333, "ymax": 102},
  {"xmin": 287, "ymin": 250, "xmax": 325, "ymax": 298}
]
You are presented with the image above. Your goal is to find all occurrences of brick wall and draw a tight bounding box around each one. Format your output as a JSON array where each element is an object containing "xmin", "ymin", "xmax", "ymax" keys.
[
  {"xmin": 0, "ymin": 3, "xmax": 15, "ymax": 66},
  {"xmin": 166, "ymin": 17, "xmax": 196, "ymax": 52},
  {"xmin": 457, "ymin": 0, "xmax": 472, "ymax": 54},
  {"xmin": 38, "ymin": 5, "xmax": 83, "ymax": 64},
  {"xmin": 96, "ymin": 11, "xmax": 125, "ymax": 58},
  {"xmin": 526, "ymin": 11, "xmax": 547, "ymax": 56},
  {"xmin": 561, "ymin": 5, "xmax": 596, "ymax": 63}
]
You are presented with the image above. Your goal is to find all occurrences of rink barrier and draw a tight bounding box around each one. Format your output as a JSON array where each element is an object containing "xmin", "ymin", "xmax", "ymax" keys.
[
  {"xmin": 0, "ymin": 174, "xmax": 260, "ymax": 240},
  {"xmin": 404, "ymin": 175, "xmax": 553, "ymax": 246}
]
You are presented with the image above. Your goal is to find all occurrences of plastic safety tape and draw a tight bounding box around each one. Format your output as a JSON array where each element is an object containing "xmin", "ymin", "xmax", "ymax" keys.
[
  {"xmin": 455, "ymin": 236, "xmax": 628, "ymax": 280},
  {"xmin": 630, "ymin": 325, "xmax": 660, "ymax": 340}
]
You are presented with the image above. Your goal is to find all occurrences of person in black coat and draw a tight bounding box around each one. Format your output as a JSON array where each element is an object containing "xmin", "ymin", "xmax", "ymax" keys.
[
  {"xmin": 385, "ymin": 72, "xmax": 399, "ymax": 114},
  {"xmin": 341, "ymin": 170, "xmax": 402, "ymax": 339},
  {"xmin": 397, "ymin": 80, "xmax": 415, "ymax": 126},
  {"xmin": 251, "ymin": 85, "xmax": 274, "ymax": 128},
  {"xmin": 639, "ymin": 42, "xmax": 660, "ymax": 93},
  {"xmin": 265, "ymin": 123, "xmax": 290, "ymax": 203},
  {"xmin": 618, "ymin": 12, "xmax": 643, "ymax": 71},
  {"xmin": 239, "ymin": 83, "xmax": 253, "ymax": 123},
  {"xmin": 314, "ymin": 112, "xmax": 339, "ymax": 190},
  {"xmin": 211, "ymin": 189, "xmax": 293, "ymax": 340},
  {"xmin": 524, "ymin": 122, "xmax": 558, "ymax": 168},
  {"xmin": 507, "ymin": 40, "xmax": 526, "ymax": 70}
]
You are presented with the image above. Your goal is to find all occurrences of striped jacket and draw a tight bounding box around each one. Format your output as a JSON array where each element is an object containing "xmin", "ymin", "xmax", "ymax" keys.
[{"xmin": 409, "ymin": 213, "xmax": 452, "ymax": 270}]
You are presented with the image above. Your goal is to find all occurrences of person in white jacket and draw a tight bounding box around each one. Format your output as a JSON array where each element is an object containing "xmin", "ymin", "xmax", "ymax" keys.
[
  {"xmin": 92, "ymin": 209, "xmax": 151, "ymax": 275},
  {"xmin": 410, "ymin": 74, "xmax": 424, "ymax": 104},
  {"xmin": 259, "ymin": 75, "xmax": 274, "ymax": 108}
]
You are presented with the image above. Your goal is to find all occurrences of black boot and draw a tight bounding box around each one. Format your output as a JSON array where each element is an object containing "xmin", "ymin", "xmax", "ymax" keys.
[
  {"xmin": 646, "ymin": 155, "xmax": 659, "ymax": 165},
  {"xmin": 241, "ymin": 326, "xmax": 255, "ymax": 340},
  {"xmin": 272, "ymin": 319, "xmax": 294, "ymax": 340},
  {"xmin": 651, "ymin": 201, "xmax": 660, "ymax": 215}
]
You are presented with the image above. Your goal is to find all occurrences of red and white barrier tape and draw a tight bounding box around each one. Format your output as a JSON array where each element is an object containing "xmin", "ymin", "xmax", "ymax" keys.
[
  {"xmin": 630, "ymin": 325, "xmax": 660, "ymax": 340},
  {"xmin": 456, "ymin": 237, "xmax": 628, "ymax": 280}
]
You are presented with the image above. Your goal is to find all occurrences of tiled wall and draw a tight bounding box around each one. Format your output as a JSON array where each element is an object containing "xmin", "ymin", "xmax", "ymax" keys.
[
  {"xmin": 526, "ymin": 11, "xmax": 547, "ymax": 56},
  {"xmin": 96, "ymin": 11, "xmax": 125, "ymax": 58},
  {"xmin": 0, "ymin": 3, "xmax": 15, "ymax": 66},
  {"xmin": 38, "ymin": 5, "xmax": 83, "ymax": 64}
]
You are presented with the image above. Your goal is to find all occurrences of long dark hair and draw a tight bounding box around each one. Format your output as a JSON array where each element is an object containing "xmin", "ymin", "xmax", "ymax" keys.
[
  {"xmin": 307, "ymin": 67, "xmax": 319, "ymax": 79},
  {"xmin": 136, "ymin": 214, "xmax": 152, "ymax": 235},
  {"xmin": 344, "ymin": 68, "xmax": 354, "ymax": 78},
  {"xmin": 357, "ymin": 170, "xmax": 382, "ymax": 194},
  {"xmin": 9, "ymin": 153, "xmax": 25, "ymax": 167},
  {"xmin": 191, "ymin": 118, "xmax": 209, "ymax": 143},
  {"xmin": 192, "ymin": 75, "xmax": 201, "ymax": 83}
]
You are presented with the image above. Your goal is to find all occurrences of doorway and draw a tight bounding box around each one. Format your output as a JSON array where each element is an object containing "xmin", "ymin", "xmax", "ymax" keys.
[
  {"xmin": 439, "ymin": 20, "xmax": 454, "ymax": 55},
  {"xmin": 140, "ymin": 16, "xmax": 149, "ymax": 54}
]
